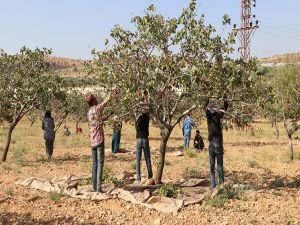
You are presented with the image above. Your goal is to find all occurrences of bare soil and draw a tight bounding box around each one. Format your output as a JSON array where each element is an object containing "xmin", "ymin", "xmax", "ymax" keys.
[{"xmin": 1, "ymin": 119, "xmax": 300, "ymax": 225}]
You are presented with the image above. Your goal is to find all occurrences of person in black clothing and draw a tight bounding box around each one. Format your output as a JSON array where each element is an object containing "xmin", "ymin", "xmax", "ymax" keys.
[
  {"xmin": 205, "ymin": 96, "xmax": 228, "ymax": 190},
  {"xmin": 194, "ymin": 130, "xmax": 205, "ymax": 152},
  {"xmin": 135, "ymin": 112, "xmax": 153, "ymax": 183}
]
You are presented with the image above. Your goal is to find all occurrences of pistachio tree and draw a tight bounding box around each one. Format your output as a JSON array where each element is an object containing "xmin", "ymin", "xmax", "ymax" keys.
[
  {"xmin": 267, "ymin": 65, "xmax": 300, "ymax": 160},
  {"xmin": 0, "ymin": 47, "xmax": 65, "ymax": 162},
  {"xmin": 87, "ymin": 1, "xmax": 258, "ymax": 183}
]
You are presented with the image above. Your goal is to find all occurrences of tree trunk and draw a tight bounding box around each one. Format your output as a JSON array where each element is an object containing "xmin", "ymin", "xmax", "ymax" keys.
[
  {"xmin": 2, "ymin": 124, "xmax": 16, "ymax": 162},
  {"xmin": 155, "ymin": 129, "xmax": 170, "ymax": 184},
  {"xmin": 288, "ymin": 135, "xmax": 293, "ymax": 161},
  {"xmin": 283, "ymin": 120, "xmax": 293, "ymax": 161},
  {"xmin": 274, "ymin": 119, "xmax": 279, "ymax": 139}
]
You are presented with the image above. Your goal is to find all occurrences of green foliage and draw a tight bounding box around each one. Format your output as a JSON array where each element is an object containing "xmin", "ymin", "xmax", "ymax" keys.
[
  {"xmin": 248, "ymin": 160, "xmax": 260, "ymax": 168},
  {"xmin": 273, "ymin": 176, "xmax": 285, "ymax": 187},
  {"xmin": 87, "ymin": 0, "xmax": 259, "ymax": 183},
  {"xmin": 4, "ymin": 187, "xmax": 14, "ymax": 196},
  {"xmin": 13, "ymin": 147, "xmax": 27, "ymax": 166},
  {"xmin": 206, "ymin": 184, "xmax": 240, "ymax": 207},
  {"xmin": 102, "ymin": 165, "xmax": 124, "ymax": 186},
  {"xmin": 290, "ymin": 175, "xmax": 300, "ymax": 188},
  {"xmin": 158, "ymin": 184, "xmax": 180, "ymax": 198},
  {"xmin": 79, "ymin": 177, "xmax": 92, "ymax": 186},
  {"xmin": 0, "ymin": 47, "xmax": 67, "ymax": 161},
  {"xmin": 182, "ymin": 167, "xmax": 203, "ymax": 179},
  {"xmin": 49, "ymin": 189, "xmax": 64, "ymax": 203}
]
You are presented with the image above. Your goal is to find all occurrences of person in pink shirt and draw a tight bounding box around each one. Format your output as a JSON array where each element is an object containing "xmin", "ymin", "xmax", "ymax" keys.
[{"xmin": 86, "ymin": 92, "xmax": 115, "ymax": 192}]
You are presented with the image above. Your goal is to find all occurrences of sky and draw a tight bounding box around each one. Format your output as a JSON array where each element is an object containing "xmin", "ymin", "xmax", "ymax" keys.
[{"xmin": 0, "ymin": 0, "xmax": 299, "ymax": 59}]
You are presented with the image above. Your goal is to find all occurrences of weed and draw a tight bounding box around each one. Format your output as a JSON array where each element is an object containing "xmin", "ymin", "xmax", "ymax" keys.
[
  {"xmin": 272, "ymin": 191, "xmax": 283, "ymax": 196},
  {"xmin": 184, "ymin": 148, "xmax": 197, "ymax": 158},
  {"xmin": 102, "ymin": 165, "xmax": 124, "ymax": 187},
  {"xmin": 129, "ymin": 161, "xmax": 136, "ymax": 171},
  {"xmin": 158, "ymin": 184, "xmax": 180, "ymax": 198},
  {"xmin": 79, "ymin": 177, "xmax": 92, "ymax": 186},
  {"xmin": 248, "ymin": 160, "xmax": 260, "ymax": 168},
  {"xmin": 182, "ymin": 167, "xmax": 203, "ymax": 180},
  {"xmin": 273, "ymin": 176, "xmax": 285, "ymax": 187},
  {"xmin": 4, "ymin": 187, "xmax": 14, "ymax": 196},
  {"xmin": 206, "ymin": 184, "xmax": 240, "ymax": 208},
  {"xmin": 263, "ymin": 167, "xmax": 272, "ymax": 174},
  {"xmin": 290, "ymin": 175, "xmax": 300, "ymax": 188},
  {"xmin": 104, "ymin": 176, "xmax": 124, "ymax": 187},
  {"xmin": 13, "ymin": 147, "xmax": 27, "ymax": 166},
  {"xmin": 49, "ymin": 189, "xmax": 64, "ymax": 203}
]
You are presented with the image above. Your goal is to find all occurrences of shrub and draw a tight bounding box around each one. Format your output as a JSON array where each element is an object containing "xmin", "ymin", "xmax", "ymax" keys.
[
  {"xmin": 5, "ymin": 187, "xmax": 14, "ymax": 196},
  {"xmin": 13, "ymin": 147, "xmax": 27, "ymax": 166},
  {"xmin": 290, "ymin": 175, "xmax": 300, "ymax": 188},
  {"xmin": 273, "ymin": 176, "xmax": 285, "ymax": 187},
  {"xmin": 206, "ymin": 184, "xmax": 240, "ymax": 207},
  {"xmin": 184, "ymin": 148, "xmax": 197, "ymax": 158},
  {"xmin": 158, "ymin": 184, "xmax": 180, "ymax": 198},
  {"xmin": 248, "ymin": 160, "xmax": 260, "ymax": 168},
  {"xmin": 182, "ymin": 167, "xmax": 202, "ymax": 180},
  {"xmin": 49, "ymin": 189, "xmax": 64, "ymax": 203},
  {"xmin": 79, "ymin": 177, "xmax": 92, "ymax": 185}
]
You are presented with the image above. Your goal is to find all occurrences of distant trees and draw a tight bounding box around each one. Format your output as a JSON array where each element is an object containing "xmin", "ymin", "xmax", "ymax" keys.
[{"xmin": 264, "ymin": 65, "xmax": 300, "ymax": 160}]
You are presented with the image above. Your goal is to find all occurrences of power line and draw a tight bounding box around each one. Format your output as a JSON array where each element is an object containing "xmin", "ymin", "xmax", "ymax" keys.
[
  {"xmin": 257, "ymin": 29, "xmax": 300, "ymax": 41},
  {"xmin": 259, "ymin": 21, "xmax": 300, "ymax": 34}
]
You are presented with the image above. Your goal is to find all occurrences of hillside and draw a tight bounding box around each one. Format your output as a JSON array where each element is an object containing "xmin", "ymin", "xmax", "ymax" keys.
[
  {"xmin": 260, "ymin": 52, "xmax": 300, "ymax": 63},
  {"xmin": 45, "ymin": 56, "xmax": 86, "ymax": 77}
]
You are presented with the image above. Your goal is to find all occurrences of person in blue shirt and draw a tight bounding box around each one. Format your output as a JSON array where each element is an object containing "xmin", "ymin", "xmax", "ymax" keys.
[{"xmin": 182, "ymin": 113, "xmax": 195, "ymax": 149}]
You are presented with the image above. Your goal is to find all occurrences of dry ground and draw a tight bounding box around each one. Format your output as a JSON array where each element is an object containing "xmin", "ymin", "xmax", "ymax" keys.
[{"xmin": 0, "ymin": 118, "xmax": 300, "ymax": 225}]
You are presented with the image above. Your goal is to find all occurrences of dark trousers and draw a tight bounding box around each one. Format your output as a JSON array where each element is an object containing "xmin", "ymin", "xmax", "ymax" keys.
[
  {"xmin": 112, "ymin": 130, "xmax": 121, "ymax": 153},
  {"xmin": 209, "ymin": 138, "xmax": 224, "ymax": 190},
  {"xmin": 136, "ymin": 138, "xmax": 153, "ymax": 181},
  {"xmin": 92, "ymin": 142, "xmax": 105, "ymax": 192},
  {"xmin": 45, "ymin": 139, "xmax": 54, "ymax": 159}
]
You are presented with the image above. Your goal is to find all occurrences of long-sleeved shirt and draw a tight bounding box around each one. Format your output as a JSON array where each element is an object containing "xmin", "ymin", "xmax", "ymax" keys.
[
  {"xmin": 182, "ymin": 116, "xmax": 195, "ymax": 135},
  {"xmin": 135, "ymin": 113, "xmax": 150, "ymax": 139},
  {"xmin": 87, "ymin": 102, "xmax": 107, "ymax": 147},
  {"xmin": 205, "ymin": 98, "xmax": 228, "ymax": 143}
]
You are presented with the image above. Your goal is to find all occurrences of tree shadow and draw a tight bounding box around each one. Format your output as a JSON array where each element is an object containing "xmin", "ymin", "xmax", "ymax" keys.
[{"xmin": 0, "ymin": 212, "xmax": 101, "ymax": 225}]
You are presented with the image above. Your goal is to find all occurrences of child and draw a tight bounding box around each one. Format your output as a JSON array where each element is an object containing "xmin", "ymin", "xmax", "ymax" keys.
[
  {"xmin": 64, "ymin": 126, "xmax": 71, "ymax": 136},
  {"xmin": 194, "ymin": 130, "xmax": 204, "ymax": 151}
]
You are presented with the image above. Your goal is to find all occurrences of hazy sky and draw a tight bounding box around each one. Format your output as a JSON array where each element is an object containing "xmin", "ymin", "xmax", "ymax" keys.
[{"xmin": 0, "ymin": 0, "xmax": 299, "ymax": 59}]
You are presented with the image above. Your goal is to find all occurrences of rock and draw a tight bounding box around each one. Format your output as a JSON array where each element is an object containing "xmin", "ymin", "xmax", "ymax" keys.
[
  {"xmin": 153, "ymin": 218, "xmax": 161, "ymax": 225},
  {"xmin": 180, "ymin": 179, "xmax": 209, "ymax": 187},
  {"xmin": 116, "ymin": 171, "xmax": 134, "ymax": 181},
  {"xmin": 26, "ymin": 195, "xmax": 40, "ymax": 202},
  {"xmin": 172, "ymin": 151, "xmax": 184, "ymax": 156},
  {"xmin": 210, "ymin": 188, "xmax": 219, "ymax": 199},
  {"xmin": 144, "ymin": 178, "xmax": 155, "ymax": 186}
]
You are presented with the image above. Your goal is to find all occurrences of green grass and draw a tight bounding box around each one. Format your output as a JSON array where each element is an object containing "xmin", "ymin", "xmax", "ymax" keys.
[
  {"xmin": 182, "ymin": 167, "xmax": 203, "ymax": 180},
  {"xmin": 49, "ymin": 189, "xmax": 64, "ymax": 203},
  {"xmin": 206, "ymin": 184, "xmax": 241, "ymax": 208},
  {"xmin": 248, "ymin": 160, "xmax": 260, "ymax": 168},
  {"xmin": 4, "ymin": 187, "xmax": 14, "ymax": 196},
  {"xmin": 273, "ymin": 176, "xmax": 285, "ymax": 187},
  {"xmin": 158, "ymin": 184, "xmax": 180, "ymax": 198},
  {"xmin": 184, "ymin": 148, "xmax": 197, "ymax": 158},
  {"xmin": 12, "ymin": 147, "xmax": 27, "ymax": 166}
]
